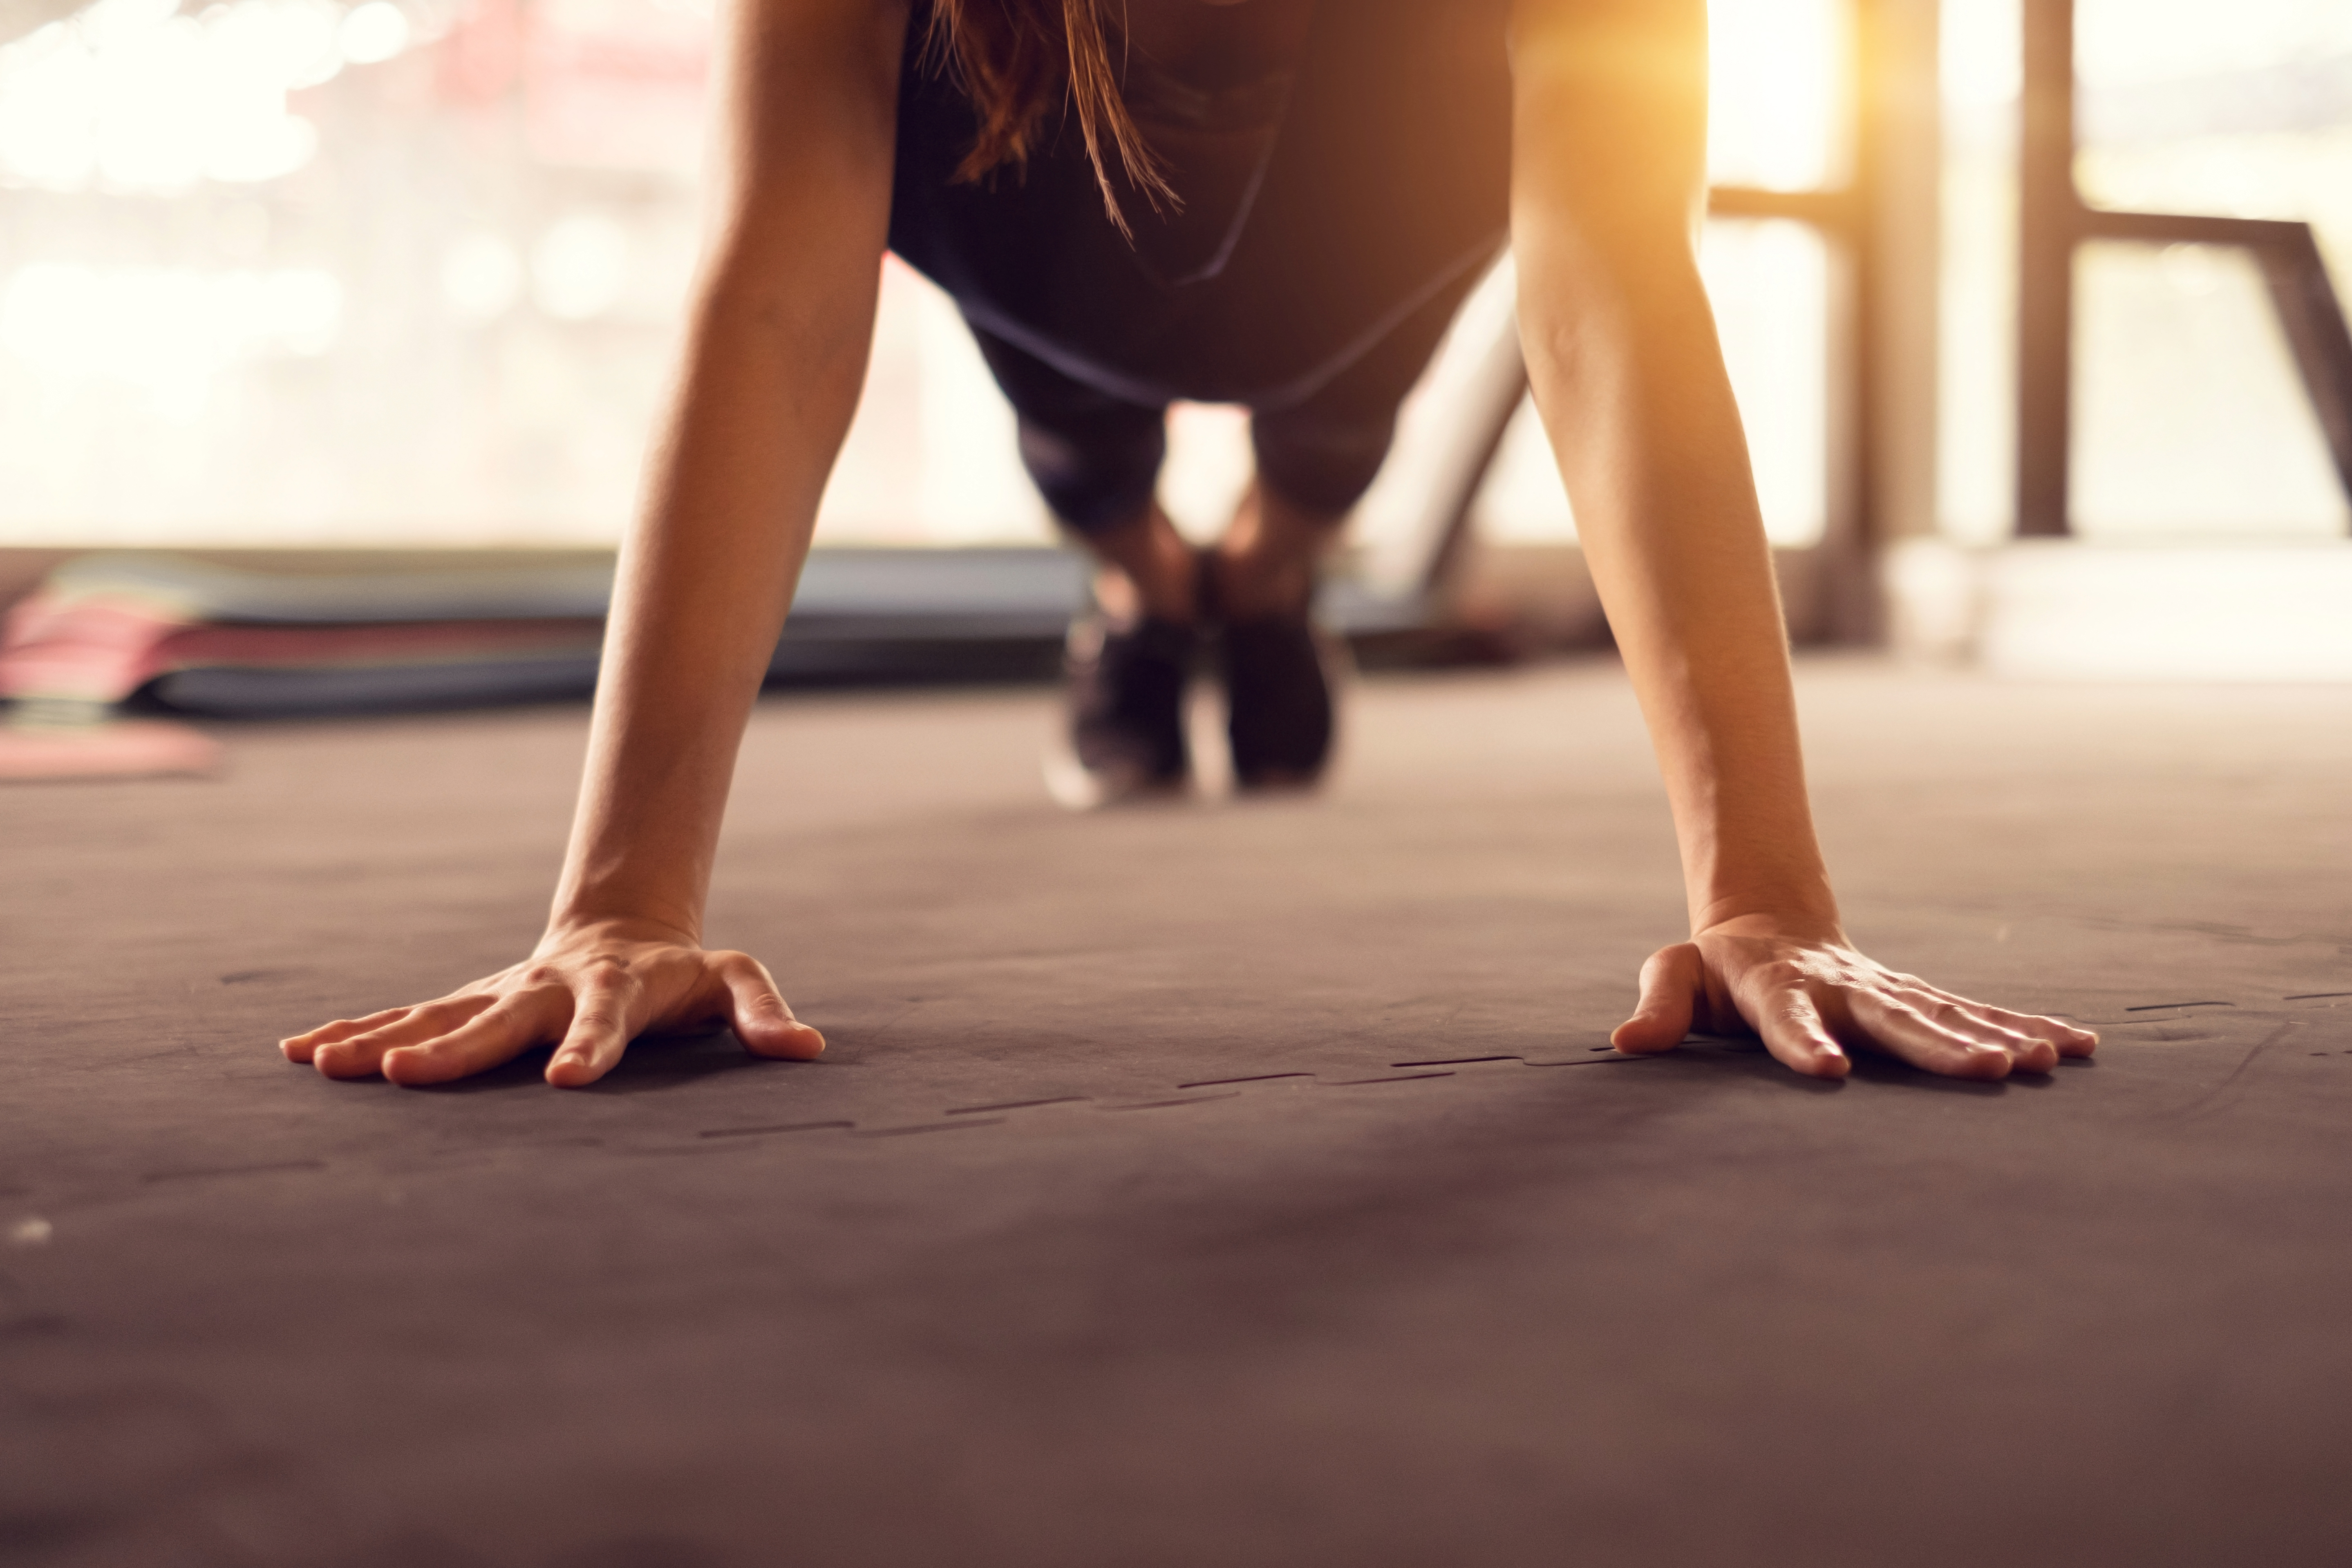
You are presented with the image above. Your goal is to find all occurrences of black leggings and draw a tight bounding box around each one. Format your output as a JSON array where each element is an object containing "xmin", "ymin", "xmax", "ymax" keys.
[{"xmin": 965, "ymin": 262, "xmax": 1487, "ymax": 536}]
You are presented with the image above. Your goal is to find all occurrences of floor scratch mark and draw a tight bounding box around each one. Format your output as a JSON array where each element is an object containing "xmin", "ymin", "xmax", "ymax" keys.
[
  {"xmin": 1176, "ymin": 1074, "xmax": 1311, "ymax": 1089},
  {"xmin": 2162, "ymin": 1020, "xmax": 2301, "ymax": 1123},
  {"xmin": 855, "ymin": 1119, "xmax": 1005, "ymax": 1139},
  {"xmin": 141, "ymin": 1159, "xmax": 325, "ymax": 1184},
  {"xmin": 697, "ymin": 1121, "xmax": 853, "ymax": 1140}
]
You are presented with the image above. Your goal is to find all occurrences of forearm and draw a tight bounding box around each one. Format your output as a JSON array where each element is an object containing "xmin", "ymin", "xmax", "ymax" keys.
[
  {"xmin": 537, "ymin": 0, "xmax": 906, "ymax": 942},
  {"xmin": 548, "ymin": 280, "xmax": 873, "ymax": 940},
  {"xmin": 1507, "ymin": 0, "xmax": 1836, "ymax": 936},
  {"xmin": 1517, "ymin": 242, "xmax": 1838, "ymax": 936}
]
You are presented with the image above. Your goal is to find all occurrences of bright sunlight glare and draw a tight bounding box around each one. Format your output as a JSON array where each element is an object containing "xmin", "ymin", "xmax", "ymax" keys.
[
  {"xmin": 0, "ymin": 262, "xmax": 343, "ymax": 416},
  {"xmin": 1706, "ymin": 0, "xmax": 1844, "ymax": 192},
  {"xmin": 0, "ymin": 0, "xmax": 421, "ymax": 195}
]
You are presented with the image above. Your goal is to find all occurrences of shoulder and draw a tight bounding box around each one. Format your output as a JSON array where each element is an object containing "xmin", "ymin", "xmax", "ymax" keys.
[
  {"xmin": 1506, "ymin": 0, "xmax": 1706, "ymax": 82},
  {"xmin": 717, "ymin": 0, "xmax": 913, "ymax": 139},
  {"xmin": 723, "ymin": 0, "xmax": 911, "ymax": 75}
]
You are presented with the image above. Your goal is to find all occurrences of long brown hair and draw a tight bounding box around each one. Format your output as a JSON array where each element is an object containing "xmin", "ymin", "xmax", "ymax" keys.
[{"xmin": 924, "ymin": 0, "xmax": 1174, "ymax": 234}]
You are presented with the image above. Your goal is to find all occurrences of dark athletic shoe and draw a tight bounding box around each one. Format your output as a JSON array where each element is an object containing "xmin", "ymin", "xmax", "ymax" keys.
[
  {"xmin": 1046, "ymin": 612, "xmax": 1198, "ymax": 809},
  {"xmin": 1202, "ymin": 551, "xmax": 1341, "ymax": 792},
  {"xmin": 1220, "ymin": 613, "xmax": 1342, "ymax": 790}
]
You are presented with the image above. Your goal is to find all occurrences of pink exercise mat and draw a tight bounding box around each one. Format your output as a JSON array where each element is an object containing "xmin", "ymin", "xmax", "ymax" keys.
[{"xmin": 0, "ymin": 593, "xmax": 605, "ymax": 705}]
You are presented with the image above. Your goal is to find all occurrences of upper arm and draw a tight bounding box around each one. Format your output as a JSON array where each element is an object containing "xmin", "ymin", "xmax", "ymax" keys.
[
  {"xmin": 1507, "ymin": 0, "xmax": 1710, "ymax": 260},
  {"xmin": 700, "ymin": 0, "xmax": 911, "ymax": 322}
]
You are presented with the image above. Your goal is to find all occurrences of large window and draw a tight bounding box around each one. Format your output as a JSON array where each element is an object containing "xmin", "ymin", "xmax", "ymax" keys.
[
  {"xmin": 0, "ymin": 0, "xmax": 718, "ymax": 546},
  {"xmin": 26, "ymin": 0, "xmax": 2296, "ymax": 554},
  {"xmin": 1940, "ymin": 0, "xmax": 2352, "ymax": 543}
]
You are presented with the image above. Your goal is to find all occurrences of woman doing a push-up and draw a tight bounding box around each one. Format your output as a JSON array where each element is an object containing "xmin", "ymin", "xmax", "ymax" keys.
[{"xmin": 282, "ymin": 0, "xmax": 2099, "ymax": 1086}]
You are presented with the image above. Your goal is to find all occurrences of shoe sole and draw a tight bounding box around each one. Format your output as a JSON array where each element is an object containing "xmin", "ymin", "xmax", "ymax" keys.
[{"xmin": 1041, "ymin": 746, "xmax": 1193, "ymax": 812}]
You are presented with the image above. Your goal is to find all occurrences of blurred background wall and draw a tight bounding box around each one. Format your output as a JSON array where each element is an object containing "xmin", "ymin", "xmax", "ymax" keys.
[
  {"xmin": 0, "ymin": 0, "xmax": 1850, "ymax": 552},
  {"xmin": 0, "ymin": 0, "xmax": 2345, "ymax": 613}
]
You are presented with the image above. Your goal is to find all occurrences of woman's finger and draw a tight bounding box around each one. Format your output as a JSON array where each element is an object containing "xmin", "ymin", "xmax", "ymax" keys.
[
  {"xmin": 1895, "ymin": 991, "xmax": 2069, "ymax": 1072},
  {"xmin": 1751, "ymin": 988, "xmax": 1850, "ymax": 1079},
  {"xmin": 1903, "ymin": 980, "xmax": 2099, "ymax": 1056},
  {"xmin": 381, "ymin": 993, "xmax": 562, "ymax": 1088},
  {"xmin": 1610, "ymin": 943, "xmax": 1702, "ymax": 1054},
  {"xmin": 1848, "ymin": 992, "xmax": 2014, "ymax": 1080},
  {"xmin": 545, "ymin": 977, "xmax": 642, "ymax": 1089},
  {"xmin": 281, "ymin": 1004, "xmax": 416, "ymax": 1061},
  {"xmin": 1935, "ymin": 1011, "xmax": 2055, "ymax": 1072},
  {"xmin": 714, "ymin": 951, "xmax": 826, "ymax": 1061},
  {"xmin": 2051, "ymin": 1021, "xmax": 2099, "ymax": 1058},
  {"xmin": 311, "ymin": 997, "xmax": 497, "ymax": 1079},
  {"xmin": 1940, "ymin": 1004, "xmax": 2061, "ymax": 1071}
]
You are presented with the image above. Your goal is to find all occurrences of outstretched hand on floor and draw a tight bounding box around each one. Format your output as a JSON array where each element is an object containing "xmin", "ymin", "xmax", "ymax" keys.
[
  {"xmin": 1609, "ymin": 917, "xmax": 2098, "ymax": 1080},
  {"xmin": 281, "ymin": 919, "xmax": 825, "ymax": 1088}
]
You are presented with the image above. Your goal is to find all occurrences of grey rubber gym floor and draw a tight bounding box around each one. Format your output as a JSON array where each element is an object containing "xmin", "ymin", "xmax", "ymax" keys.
[{"xmin": 6, "ymin": 659, "xmax": 2350, "ymax": 1566}]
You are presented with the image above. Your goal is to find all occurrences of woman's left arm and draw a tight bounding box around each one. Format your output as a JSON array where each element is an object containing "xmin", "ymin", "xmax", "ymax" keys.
[{"xmin": 1505, "ymin": 0, "xmax": 2093, "ymax": 1078}]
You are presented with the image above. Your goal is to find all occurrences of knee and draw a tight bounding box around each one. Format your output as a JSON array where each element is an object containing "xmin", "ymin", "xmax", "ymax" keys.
[
  {"xmin": 1018, "ymin": 416, "xmax": 1167, "ymax": 535},
  {"xmin": 1251, "ymin": 414, "xmax": 1398, "ymax": 519}
]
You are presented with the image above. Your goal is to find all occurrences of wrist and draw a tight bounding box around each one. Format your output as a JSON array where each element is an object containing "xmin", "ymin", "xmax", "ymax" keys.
[
  {"xmin": 540, "ymin": 907, "xmax": 704, "ymax": 952},
  {"xmin": 1690, "ymin": 887, "xmax": 1844, "ymax": 946},
  {"xmin": 548, "ymin": 861, "xmax": 707, "ymax": 950}
]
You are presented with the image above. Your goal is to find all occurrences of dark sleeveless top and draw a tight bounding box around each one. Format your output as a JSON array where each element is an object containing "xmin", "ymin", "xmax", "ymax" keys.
[{"xmin": 886, "ymin": 0, "xmax": 1515, "ymax": 412}]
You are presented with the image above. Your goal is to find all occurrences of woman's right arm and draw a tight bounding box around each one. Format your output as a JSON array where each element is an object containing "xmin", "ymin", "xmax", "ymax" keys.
[{"xmin": 282, "ymin": 0, "xmax": 913, "ymax": 1088}]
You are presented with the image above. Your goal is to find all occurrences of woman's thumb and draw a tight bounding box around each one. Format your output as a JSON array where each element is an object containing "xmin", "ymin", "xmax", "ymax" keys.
[
  {"xmin": 715, "ymin": 953, "xmax": 825, "ymax": 1060},
  {"xmin": 1610, "ymin": 942, "xmax": 1703, "ymax": 1054}
]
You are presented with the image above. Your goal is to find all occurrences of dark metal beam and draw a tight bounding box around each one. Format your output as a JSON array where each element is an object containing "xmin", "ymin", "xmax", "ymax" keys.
[
  {"xmin": 2254, "ymin": 228, "xmax": 2352, "ymax": 503},
  {"xmin": 2016, "ymin": 0, "xmax": 2080, "ymax": 538}
]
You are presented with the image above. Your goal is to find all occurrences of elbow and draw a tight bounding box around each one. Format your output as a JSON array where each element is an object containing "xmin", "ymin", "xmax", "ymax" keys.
[
  {"xmin": 1514, "ymin": 228, "xmax": 1711, "ymax": 379},
  {"xmin": 1514, "ymin": 183, "xmax": 1704, "ymax": 297}
]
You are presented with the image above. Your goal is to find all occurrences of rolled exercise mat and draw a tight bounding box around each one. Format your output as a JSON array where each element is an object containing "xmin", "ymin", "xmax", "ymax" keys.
[
  {"xmin": 26, "ymin": 551, "xmax": 618, "ymax": 625},
  {"xmin": 0, "ymin": 554, "xmax": 611, "ymax": 718},
  {"xmin": 0, "ymin": 548, "xmax": 1092, "ymax": 720},
  {"xmin": 2, "ymin": 596, "xmax": 608, "ymax": 715}
]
